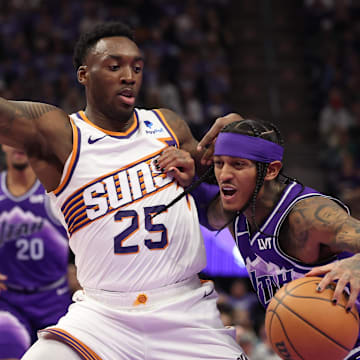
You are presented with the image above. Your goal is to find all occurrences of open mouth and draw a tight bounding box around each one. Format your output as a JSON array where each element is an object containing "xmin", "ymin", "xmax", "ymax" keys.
[
  {"xmin": 118, "ymin": 89, "xmax": 135, "ymax": 106},
  {"xmin": 221, "ymin": 186, "xmax": 237, "ymax": 198}
]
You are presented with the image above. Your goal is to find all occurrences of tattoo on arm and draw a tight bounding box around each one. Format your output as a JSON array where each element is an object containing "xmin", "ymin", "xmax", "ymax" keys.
[
  {"xmin": 295, "ymin": 197, "xmax": 360, "ymax": 253},
  {"xmin": 290, "ymin": 207, "xmax": 309, "ymax": 246},
  {"xmin": 314, "ymin": 203, "xmax": 347, "ymax": 228},
  {"xmin": 10, "ymin": 101, "xmax": 57, "ymax": 119},
  {"xmin": 0, "ymin": 99, "xmax": 57, "ymax": 134},
  {"xmin": 334, "ymin": 217, "xmax": 360, "ymax": 253}
]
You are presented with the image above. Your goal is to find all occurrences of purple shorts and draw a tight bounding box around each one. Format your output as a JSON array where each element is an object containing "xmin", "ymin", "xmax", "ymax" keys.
[{"xmin": 0, "ymin": 281, "xmax": 72, "ymax": 357}]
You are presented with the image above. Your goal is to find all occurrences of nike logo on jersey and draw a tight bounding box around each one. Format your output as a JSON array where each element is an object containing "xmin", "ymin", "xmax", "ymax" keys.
[
  {"xmin": 203, "ymin": 288, "xmax": 215, "ymax": 298},
  {"xmin": 88, "ymin": 135, "xmax": 107, "ymax": 144}
]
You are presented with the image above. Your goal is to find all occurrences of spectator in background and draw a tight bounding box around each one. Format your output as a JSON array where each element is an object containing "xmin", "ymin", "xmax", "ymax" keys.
[
  {"xmin": 318, "ymin": 86, "xmax": 354, "ymax": 146},
  {"xmin": 318, "ymin": 86, "xmax": 355, "ymax": 195},
  {"xmin": 228, "ymin": 278, "xmax": 260, "ymax": 317},
  {"xmin": 0, "ymin": 145, "xmax": 76, "ymax": 359},
  {"xmin": 251, "ymin": 321, "xmax": 282, "ymax": 360},
  {"xmin": 235, "ymin": 325, "xmax": 258, "ymax": 359},
  {"xmin": 332, "ymin": 98, "xmax": 360, "ymax": 219},
  {"xmin": 181, "ymin": 82, "xmax": 206, "ymax": 140}
]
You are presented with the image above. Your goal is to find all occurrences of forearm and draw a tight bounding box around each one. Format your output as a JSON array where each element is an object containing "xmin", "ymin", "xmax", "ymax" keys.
[
  {"xmin": 191, "ymin": 181, "xmax": 219, "ymax": 230},
  {"xmin": 207, "ymin": 196, "xmax": 234, "ymax": 230},
  {"xmin": 190, "ymin": 182, "xmax": 232, "ymax": 230}
]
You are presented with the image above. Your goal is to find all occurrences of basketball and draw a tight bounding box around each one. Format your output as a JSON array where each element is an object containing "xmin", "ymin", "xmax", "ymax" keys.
[{"xmin": 265, "ymin": 276, "xmax": 359, "ymax": 360}]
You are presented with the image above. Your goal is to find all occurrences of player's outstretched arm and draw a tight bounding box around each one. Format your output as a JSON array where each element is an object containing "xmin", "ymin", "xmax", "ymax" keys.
[
  {"xmin": 0, "ymin": 98, "xmax": 65, "ymax": 149},
  {"xmin": 288, "ymin": 196, "xmax": 360, "ymax": 311},
  {"xmin": 0, "ymin": 98, "xmax": 73, "ymax": 190}
]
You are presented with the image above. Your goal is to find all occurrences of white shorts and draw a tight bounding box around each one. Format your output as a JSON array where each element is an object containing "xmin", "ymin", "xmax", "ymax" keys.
[{"xmin": 39, "ymin": 276, "xmax": 246, "ymax": 360}]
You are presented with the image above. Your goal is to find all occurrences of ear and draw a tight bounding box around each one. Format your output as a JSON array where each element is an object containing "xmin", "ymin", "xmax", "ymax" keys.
[
  {"xmin": 264, "ymin": 160, "xmax": 282, "ymax": 181},
  {"xmin": 77, "ymin": 65, "xmax": 88, "ymax": 85}
]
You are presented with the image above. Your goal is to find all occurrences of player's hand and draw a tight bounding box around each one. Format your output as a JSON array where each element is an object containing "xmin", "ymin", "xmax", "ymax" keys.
[
  {"xmin": 197, "ymin": 113, "xmax": 244, "ymax": 165},
  {"xmin": 156, "ymin": 147, "xmax": 195, "ymax": 188},
  {"xmin": 305, "ymin": 254, "xmax": 360, "ymax": 312},
  {"xmin": 0, "ymin": 273, "xmax": 7, "ymax": 292}
]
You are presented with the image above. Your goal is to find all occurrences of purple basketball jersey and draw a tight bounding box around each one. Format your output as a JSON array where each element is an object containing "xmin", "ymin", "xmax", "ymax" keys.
[
  {"xmin": 234, "ymin": 181, "xmax": 353, "ymax": 307},
  {"xmin": 234, "ymin": 180, "xmax": 360, "ymax": 358},
  {"xmin": 0, "ymin": 171, "xmax": 72, "ymax": 348},
  {"xmin": 0, "ymin": 171, "xmax": 69, "ymax": 289}
]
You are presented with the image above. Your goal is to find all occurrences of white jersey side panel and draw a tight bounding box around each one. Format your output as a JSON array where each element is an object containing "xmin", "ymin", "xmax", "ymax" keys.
[{"xmin": 48, "ymin": 109, "xmax": 206, "ymax": 292}]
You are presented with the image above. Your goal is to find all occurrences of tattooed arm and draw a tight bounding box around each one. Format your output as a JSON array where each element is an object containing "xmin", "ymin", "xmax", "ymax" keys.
[
  {"xmin": 286, "ymin": 196, "xmax": 360, "ymax": 310},
  {"xmin": 0, "ymin": 98, "xmax": 73, "ymax": 191}
]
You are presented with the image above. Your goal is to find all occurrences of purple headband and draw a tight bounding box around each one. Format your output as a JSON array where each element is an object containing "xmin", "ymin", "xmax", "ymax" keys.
[{"xmin": 214, "ymin": 132, "xmax": 283, "ymax": 163}]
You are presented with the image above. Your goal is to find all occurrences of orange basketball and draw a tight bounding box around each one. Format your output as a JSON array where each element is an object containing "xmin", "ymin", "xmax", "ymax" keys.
[{"xmin": 265, "ymin": 276, "xmax": 359, "ymax": 360}]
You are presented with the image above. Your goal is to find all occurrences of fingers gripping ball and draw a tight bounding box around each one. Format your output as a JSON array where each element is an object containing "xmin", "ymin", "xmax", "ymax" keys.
[{"xmin": 265, "ymin": 277, "xmax": 359, "ymax": 360}]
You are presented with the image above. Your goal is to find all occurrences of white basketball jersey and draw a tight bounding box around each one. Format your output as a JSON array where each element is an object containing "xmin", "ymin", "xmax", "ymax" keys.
[{"xmin": 48, "ymin": 109, "xmax": 206, "ymax": 292}]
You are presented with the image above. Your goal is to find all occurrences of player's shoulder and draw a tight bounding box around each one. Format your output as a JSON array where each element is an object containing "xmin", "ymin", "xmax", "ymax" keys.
[
  {"xmin": 287, "ymin": 194, "xmax": 349, "ymax": 231},
  {"xmin": 156, "ymin": 107, "xmax": 193, "ymax": 145},
  {"xmin": 292, "ymin": 194, "xmax": 343, "ymax": 211},
  {"xmin": 157, "ymin": 108, "xmax": 183, "ymax": 125}
]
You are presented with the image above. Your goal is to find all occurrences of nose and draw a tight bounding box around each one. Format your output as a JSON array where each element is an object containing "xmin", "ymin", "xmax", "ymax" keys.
[
  {"xmin": 218, "ymin": 163, "xmax": 234, "ymax": 182},
  {"xmin": 120, "ymin": 66, "xmax": 135, "ymax": 84}
]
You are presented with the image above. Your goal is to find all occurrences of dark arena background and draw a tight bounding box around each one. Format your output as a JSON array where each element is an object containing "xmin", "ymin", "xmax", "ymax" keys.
[{"xmin": 1, "ymin": 1, "xmax": 359, "ymax": 358}]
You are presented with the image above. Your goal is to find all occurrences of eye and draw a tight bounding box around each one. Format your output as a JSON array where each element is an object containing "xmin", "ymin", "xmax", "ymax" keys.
[
  {"xmin": 109, "ymin": 65, "xmax": 120, "ymax": 71},
  {"xmin": 134, "ymin": 64, "xmax": 143, "ymax": 73},
  {"xmin": 213, "ymin": 160, "xmax": 223, "ymax": 168},
  {"xmin": 234, "ymin": 161, "xmax": 247, "ymax": 169}
]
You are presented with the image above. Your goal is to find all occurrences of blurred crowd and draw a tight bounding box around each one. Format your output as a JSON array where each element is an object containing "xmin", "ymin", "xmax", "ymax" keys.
[
  {"xmin": 304, "ymin": 0, "xmax": 360, "ymax": 217},
  {"xmin": 0, "ymin": 0, "xmax": 233, "ymax": 141},
  {"xmin": 214, "ymin": 277, "xmax": 281, "ymax": 359}
]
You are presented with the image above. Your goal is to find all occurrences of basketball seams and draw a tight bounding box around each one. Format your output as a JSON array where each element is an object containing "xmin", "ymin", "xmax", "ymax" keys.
[
  {"xmin": 279, "ymin": 298, "xmax": 351, "ymax": 351},
  {"xmin": 266, "ymin": 277, "xmax": 359, "ymax": 359},
  {"xmin": 284, "ymin": 279, "xmax": 358, "ymax": 321},
  {"xmin": 267, "ymin": 307, "xmax": 305, "ymax": 360},
  {"xmin": 283, "ymin": 293, "xmax": 359, "ymax": 319}
]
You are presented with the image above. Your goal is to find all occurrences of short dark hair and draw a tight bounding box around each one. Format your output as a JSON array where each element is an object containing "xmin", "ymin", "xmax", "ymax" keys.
[{"xmin": 73, "ymin": 21, "xmax": 135, "ymax": 70}]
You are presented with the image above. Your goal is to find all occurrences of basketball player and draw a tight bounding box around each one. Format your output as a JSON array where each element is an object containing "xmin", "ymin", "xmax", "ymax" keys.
[
  {"xmin": 0, "ymin": 22, "xmax": 246, "ymax": 359},
  {"xmin": 186, "ymin": 114, "xmax": 360, "ymax": 360},
  {"xmin": 0, "ymin": 145, "xmax": 73, "ymax": 359}
]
